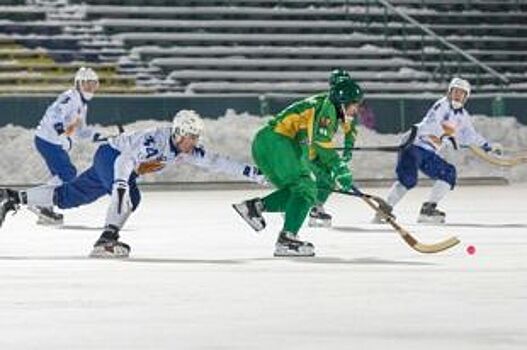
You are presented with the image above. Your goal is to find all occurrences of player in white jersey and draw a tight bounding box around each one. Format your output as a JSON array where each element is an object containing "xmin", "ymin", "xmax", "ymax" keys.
[
  {"xmin": 374, "ymin": 77, "xmax": 502, "ymax": 224},
  {"xmin": 31, "ymin": 67, "xmax": 103, "ymax": 225},
  {"xmin": 0, "ymin": 110, "xmax": 263, "ymax": 258}
]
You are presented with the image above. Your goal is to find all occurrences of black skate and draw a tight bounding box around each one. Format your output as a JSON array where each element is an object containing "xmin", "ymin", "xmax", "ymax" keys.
[
  {"xmin": 274, "ymin": 231, "xmax": 315, "ymax": 257},
  {"xmin": 417, "ymin": 202, "xmax": 446, "ymax": 224},
  {"xmin": 371, "ymin": 204, "xmax": 395, "ymax": 224},
  {"xmin": 28, "ymin": 206, "xmax": 64, "ymax": 226},
  {"xmin": 0, "ymin": 189, "xmax": 20, "ymax": 228},
  {"xmin": 89, "ymin": 225, "xmax": 130, "ymax": 258},
  {"xmin": 308, "ymin": 205, "xmax": 332, "ymax": 228},
  {"xmin": 232, "ymin": 198, "xmax": 266, "ymax": 232}
]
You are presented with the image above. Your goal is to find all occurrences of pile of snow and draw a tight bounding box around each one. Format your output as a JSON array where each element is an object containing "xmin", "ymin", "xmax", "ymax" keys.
[{"xmin": 0, "ymin": 111, "xmax": 526, "ymax": 186}]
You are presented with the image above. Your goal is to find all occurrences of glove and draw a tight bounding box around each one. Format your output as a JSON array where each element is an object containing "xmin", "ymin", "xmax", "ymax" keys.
[
  {"xmin": 331, "ymin": 161, "xmax": 353, "ymax": 192},
  {"xmin": 243, "ymin": 165, "xmax": 267, "ymax": 185},
  {"xmin": 342, "ymin": 148, "xmax": 352, "ymax": 162},
  {"xmin": 92, "ymin": 132, "xmax": 108, "ymax": 143},
  {"xmin": 482, "ymin": 142, "xmax": 503, "ymax": 156},
  {"xmin": 136, "ymin": 160, "xmax": 165, "ymax": 175},
  {"xmin": 59, "ymin": 136, "xmax": 72, "ymax": 151}
]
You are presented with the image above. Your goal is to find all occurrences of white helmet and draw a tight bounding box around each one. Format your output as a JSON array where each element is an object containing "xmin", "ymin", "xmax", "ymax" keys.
[
  {"xmin": 448, "ymin": 77, "xmax": 471, "ymax": 109},
  {"xmin": 172, "ymin": 110, "xmax": 204, "ymax": 139},
  {"xmin": 74, "ymin": 67, "xmax": 99, "ymax": 100}
]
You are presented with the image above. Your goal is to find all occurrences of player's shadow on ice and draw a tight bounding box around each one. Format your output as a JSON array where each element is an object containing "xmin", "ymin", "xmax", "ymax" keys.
[
  {"xmin": 126, "ymin": 258, "xmax": 245, "ymax": 265},
  {"xmin": 331, "ymin": 226, "xmax": 394, "ymax": 233},
  {"xmin": 445, "ymin": 223, "xmax": 527, "ymax": 228},
  {"xmin": 127, "ymin": 257, "xmax": 433, "ymax": 266},
  {"xmin": 283, "ymin": 257, "xmax": 435, "ymax": 266},
  {"xmin": 0, "ymin": 256, "xmax": 91, "ymax": 261},
  {"xmin": 0, "ymin": 256, "xmax": 433, "ymax": 266},
  {"xmin": 59, "ymin": 225, "xmax": 131, "ymax": 231}
]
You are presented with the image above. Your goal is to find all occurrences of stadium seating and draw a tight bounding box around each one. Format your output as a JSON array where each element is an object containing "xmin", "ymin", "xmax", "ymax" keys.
[{"xmin": 0, "ymin": 0, "xmax": 525, "ymax": 94}]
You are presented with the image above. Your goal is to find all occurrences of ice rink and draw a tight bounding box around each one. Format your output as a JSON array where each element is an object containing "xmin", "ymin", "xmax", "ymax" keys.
[{"xmin": 0, "ymin": 184, "xmax": 525, "ymax": 350}]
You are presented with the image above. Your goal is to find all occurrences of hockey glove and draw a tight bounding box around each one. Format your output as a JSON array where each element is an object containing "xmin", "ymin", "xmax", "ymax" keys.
[
  {"xmin": 481, "ymin": 142, "xmax": 503, "ymax": 156},
  {"xmin": 243, "ymin": 165, "xmax": 267, "ymax": 185},
  {"xmin": 59, "ymin": 136, "xmax": 72, "ymax": 151},
  {"xmin": 92, "ymin": 132, "xmax": 108, "ymax": 143},
  {"xmin": 331, "ymin": 161, "xmax": 353, "ymax": 192},
  {"xmin": 342, "ymin": 148, "xmax": 353, "ymax": 162}
]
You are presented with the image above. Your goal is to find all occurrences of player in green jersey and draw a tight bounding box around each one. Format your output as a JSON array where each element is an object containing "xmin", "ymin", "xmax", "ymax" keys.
[
  {"xmin": 308, "ymin": 68, "xmax": 357, "ymax": 227},
  {"xmin": 233, "ymin": 73, "xmax": 363, "ymax": 256}
]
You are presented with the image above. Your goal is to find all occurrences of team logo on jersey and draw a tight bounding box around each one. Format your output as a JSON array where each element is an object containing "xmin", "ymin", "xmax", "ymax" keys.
[{"xmin": 319, "ymin": 117, "xmax": 331, "ymax": 128}]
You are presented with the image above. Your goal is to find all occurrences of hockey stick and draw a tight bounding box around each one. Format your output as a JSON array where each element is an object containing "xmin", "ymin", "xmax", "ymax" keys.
[
  {"xmin": 442, "ymin": 136, "xmax": 527, "ymax": 167},
  {"xmin": 332, "ymin": 125, "xmax": 417, "ymax": 152},
  {"xmin": 333, "ymin": 187, "xmax": 460, "ymax": 254},
  {"xmin": 468, "ymin": 145, "xmax": 527, "ymax": 167}
]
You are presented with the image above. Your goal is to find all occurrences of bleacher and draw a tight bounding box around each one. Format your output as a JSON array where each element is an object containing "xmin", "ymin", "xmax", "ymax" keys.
[
  {"xmin": 0, "ymin": 0, "xmax": 526, "ymax": 95},
  {"xmin": 0, "ymin": 0, "xmax": 151, "ymax": 94}
]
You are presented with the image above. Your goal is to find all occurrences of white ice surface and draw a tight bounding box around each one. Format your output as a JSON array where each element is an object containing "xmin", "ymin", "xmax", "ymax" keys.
[{"xmin": 0, "ymin": 184, "xmax": 525, "ymax": 350}]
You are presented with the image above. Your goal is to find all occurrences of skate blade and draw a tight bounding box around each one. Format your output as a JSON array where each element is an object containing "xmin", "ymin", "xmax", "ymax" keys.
[
  {"xmin": 417, "ymin": 215, "xmax": 445, "ymax": 225},
  {"xmin": 370, "ymin": 216, "xmax": 386, "ymax": 224},
  {"xmin": 274, "ymin": 246, "xmax": 315, "ymax": 257},
  {"xmin": 89, "ymin": 246, "xmax": 130, "ymax": 259},
  {"xmin": 308, "ymin": 217, "xmax": 331, "ymax": 228},
  {"xmin": 232, "ymin": 203, "xmax": 265, "ymax": 232},
  {"xmin": 36, "ymin": 217, "xmax": 64, "ymax": 226}
]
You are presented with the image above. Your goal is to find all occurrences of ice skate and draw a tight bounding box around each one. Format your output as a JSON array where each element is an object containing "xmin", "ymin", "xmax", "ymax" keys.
[
  {"xmin": 89, "ymin": 225, "xmax": 130, "ymax": 258},
  {"xmin": 308, "ymin": 205, "xmax": 332, "ymax": 228},
  {"xmin": 274, "ymin": 231, "xmax": 315, "ymax": 257},
  {"xmin": 0, "ymin": 189, "xmax": 20, "ymax": 228},
  {"xmin": 371, "ymin": 204, "xmax": 394, "ymax": 224},
  {"xmin": 28, "ymin": 206, "xmax": 64, "ymax": 226},
  {"xmin": 232, "ymin": 198, "xmax": 266, "ymax": 232},
  {"xmin": 417, "ymin": 202, "xmax": 446, "ymax": 224}
]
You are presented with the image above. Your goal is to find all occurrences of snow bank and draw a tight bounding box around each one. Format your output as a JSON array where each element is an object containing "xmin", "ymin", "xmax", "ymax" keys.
[{"xmin": 0, "ymin": 111, "xmax": 525, "ymax": 185}]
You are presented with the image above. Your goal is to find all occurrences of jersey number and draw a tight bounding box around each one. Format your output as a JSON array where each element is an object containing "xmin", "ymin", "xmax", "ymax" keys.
[{"xmin": 143, "ymin": 136, "xmax": 159, "ymax": 158}]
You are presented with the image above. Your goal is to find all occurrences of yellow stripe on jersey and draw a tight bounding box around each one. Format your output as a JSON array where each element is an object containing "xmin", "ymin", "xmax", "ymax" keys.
[{"xmin": 273, "ymin": 107, "xmax": 315, "ymax": 140}]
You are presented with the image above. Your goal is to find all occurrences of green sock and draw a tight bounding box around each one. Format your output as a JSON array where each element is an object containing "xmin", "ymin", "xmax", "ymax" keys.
[
  {"xmin": 262, "ymin": 188, "xmax": 290, "ymax": 212},
  {"xmin": 283, "ymin": 193, "xmax": 311, "ymax": 234}
]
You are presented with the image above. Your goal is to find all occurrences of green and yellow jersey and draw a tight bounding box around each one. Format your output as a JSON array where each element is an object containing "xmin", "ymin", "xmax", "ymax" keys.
[{"xmin": 268, "ymin": 93, "xmax": 357, "ymax": 168}]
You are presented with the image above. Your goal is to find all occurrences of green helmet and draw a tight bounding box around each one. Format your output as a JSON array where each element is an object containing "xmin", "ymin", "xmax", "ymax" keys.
[
  {"xmin": 329, "ymin": 78, "xmax": 363, "ymax": 106},
  {"xmin": 329, "ymin": 68, "xmax": 351, "ymax": 87}
]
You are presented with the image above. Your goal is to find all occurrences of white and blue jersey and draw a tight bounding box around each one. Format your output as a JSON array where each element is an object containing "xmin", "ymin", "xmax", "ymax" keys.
[
  {"xmin": 53, "ymin": 126, "xmax": 258, "ymax": 210},
  {"xmin": 396, "ymin": 97, "xmax": 489, "ymax": 189},
  {"xmin": 414, "ymin": 96, "xmax": 488, "ymax": 153},
  {"xmin": 34, "ymin": 89, "xmax": 97, "ymax": 183},
  {"xmin": 108, "ymin": 127, "xmax": 252, "ymax": 182},
  {"xmin": 35, "ymin": 88, "xmax": 96, "ymax": 146}
]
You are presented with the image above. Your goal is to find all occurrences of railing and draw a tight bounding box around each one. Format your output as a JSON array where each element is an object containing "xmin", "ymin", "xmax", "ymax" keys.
[{"xmin": 361, "ymin": 0, "xmax": 510, "ymax": 89}]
